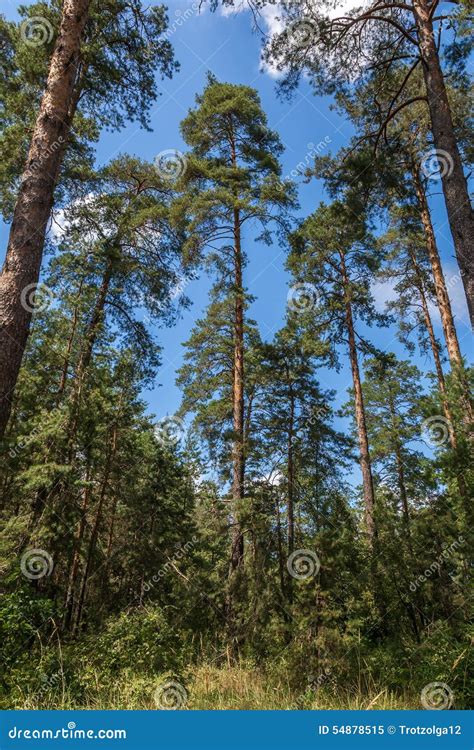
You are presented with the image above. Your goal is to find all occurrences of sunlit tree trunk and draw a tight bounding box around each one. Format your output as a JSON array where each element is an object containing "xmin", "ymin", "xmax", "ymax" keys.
[
  {"xmin": 0, "ymin": 0, "xmax": 91, "ymax": 438},
  {"xmin": 413, "ymin": 0, "xmax": 474, "ymax": 323}
]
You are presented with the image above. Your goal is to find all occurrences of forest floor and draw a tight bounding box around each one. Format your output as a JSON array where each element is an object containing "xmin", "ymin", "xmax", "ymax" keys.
[{"xmin": 12, "ymin": 664, "xmax": 418, "ymax": 710}]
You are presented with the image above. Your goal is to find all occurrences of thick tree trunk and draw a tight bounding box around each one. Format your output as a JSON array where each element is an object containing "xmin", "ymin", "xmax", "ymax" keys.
[
  {"xmin": 413, "ymin": 0, "xmax": 474, "ymax": 324},
  {"xmin": 340, "ymin": 254, "xmax": 376, "ymax": 544},
  {"xmin": 0, "ymin": 0, "xmax": 91, "ymax": 438}
]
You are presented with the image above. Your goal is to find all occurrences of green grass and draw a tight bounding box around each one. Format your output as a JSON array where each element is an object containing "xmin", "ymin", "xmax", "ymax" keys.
[{"xmin": 10, "ymin": 663, "xmax": 420, "ymax": 710}]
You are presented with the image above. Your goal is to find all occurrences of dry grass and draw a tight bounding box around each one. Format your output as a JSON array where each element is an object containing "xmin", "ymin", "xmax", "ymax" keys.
[{"xmin": 12, "ymin": 662, "xmax": 418, "ymax": 710}]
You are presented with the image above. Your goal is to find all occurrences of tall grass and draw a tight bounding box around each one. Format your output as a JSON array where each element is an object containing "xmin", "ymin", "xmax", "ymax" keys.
[{"xmin": 12, "ymin": 662, "xmax": 419, "ymax": 710}]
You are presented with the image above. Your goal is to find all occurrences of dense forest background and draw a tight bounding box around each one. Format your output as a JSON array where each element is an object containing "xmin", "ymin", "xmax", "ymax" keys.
[{"xmin": 0, "ymin": 0, "xmax": 472, "ymax": 710}]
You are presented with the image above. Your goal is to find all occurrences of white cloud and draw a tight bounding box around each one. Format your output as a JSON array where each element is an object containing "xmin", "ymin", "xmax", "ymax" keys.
[
  {"xmin": 220, "ymin": 0, "xmax": 371, "ymax": 78},
  {"xmin": 371, "ymin": 278, "xmax": 398, "ymax": 312}
]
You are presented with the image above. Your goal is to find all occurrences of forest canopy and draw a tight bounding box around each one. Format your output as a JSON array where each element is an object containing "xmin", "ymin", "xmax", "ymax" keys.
[{"xmin": 0, "ymin": 0, "xmax": 472, "ymax": 711}]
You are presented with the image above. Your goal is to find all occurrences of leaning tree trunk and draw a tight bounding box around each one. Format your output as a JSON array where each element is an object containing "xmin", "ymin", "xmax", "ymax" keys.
[
  {"xmin": 0, "ymin": 0, "xmax": 91, "ymax": 438},
  {"xmin": 340, "ymin": 254, "xmax": 376, "ymax": 545},
  {"xmin": 413, "ymin": 0, "xmax": 474, "ymax": 324}
]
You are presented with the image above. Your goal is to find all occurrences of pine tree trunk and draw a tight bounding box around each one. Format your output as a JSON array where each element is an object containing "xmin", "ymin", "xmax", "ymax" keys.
[
  {"xmin": 387, "ymin": 388, "xmax": 411, "ymax": 532},
  {"xmin": 72, "ymin": 427, "xmax": 116, "ymax": 635},
  {"xmin": 413, "ymin": 260, "xmax": 454, "ymax": 432},
  {"xmin": 286, "ymin": 375, "xmax": 295, "ymax": 601},
  {"xmin": 67, "ymin": 258, "xmax": 113, "ymax": 451},
  {"xmin": 275, "ymin": 495, "xmax": 286, "ymax": 600},
  {"xmin": 227, "ymin": 90, "xmax": 246, "ymax": 589},
  {"xmin": 57, "ymin": 279, "xmax": 84, "ymax": 399},
  {"xmin": 340, "ymin": 254, "xmax": 376, "ymax": 544},
  {"xmin": 411, "ymin": 255, "xmax": 469, "ymax": 501},
  {"xmin": 411, "ymin": 167, "xmax": 473, "ymax": 422},
  {"xmin": 63, "ymin": 480, "xmax": 91, "ymax": 631},
  {"xmin": 413, "ymin": 0, "xmax": 474, "ymax": 324},
  {"xmin": 411, "ymin": 165, "xmax": 463, "ymax": 365},
  {"xmin": 0, "ymin": 0, "xmax": 91, "ymax": 438}
]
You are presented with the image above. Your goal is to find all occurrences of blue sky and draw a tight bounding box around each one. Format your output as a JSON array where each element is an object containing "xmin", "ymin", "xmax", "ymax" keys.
[{"xmin": 1, "ymin": 0, "xmax": 472, "ymax": 477}]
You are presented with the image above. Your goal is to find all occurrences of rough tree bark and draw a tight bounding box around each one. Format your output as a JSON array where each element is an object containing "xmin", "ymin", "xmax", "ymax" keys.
[
  {"xmin": 412, "ymin": 0, "xmax": 474, "ymax": 324},
  {"xmin": 0, "ymin": 0, "xmax": 91, "ymax": 438}
]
